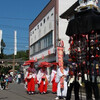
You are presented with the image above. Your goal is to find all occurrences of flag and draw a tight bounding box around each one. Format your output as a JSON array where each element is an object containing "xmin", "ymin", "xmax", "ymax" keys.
[
  {"xmin": 14, "ymin": 31, "xmax": 17, "ymax": 55},
  {"xmin": 0, "ymin": 30, "xmax": 2, "ymax": 54}
]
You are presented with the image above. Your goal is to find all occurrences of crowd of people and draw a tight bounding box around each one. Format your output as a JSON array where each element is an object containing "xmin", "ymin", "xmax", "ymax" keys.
[
  {"xmin": 1, "ymin": 60, "xmax": 99, "ymax": 100},
  {"xmin": 24, "ymin": 61, "xmax": 100, "ymax": 100},
  {"xmin": 24, "ymin": 61, "xmax": 69, "ymax": 99},
  {"xmin": 0, "ymin": 71, "xmax": 24, "ymax": 90},
  {"xmin": 0, "ymin": 73, "xmax": 12, "ymax": 90}
]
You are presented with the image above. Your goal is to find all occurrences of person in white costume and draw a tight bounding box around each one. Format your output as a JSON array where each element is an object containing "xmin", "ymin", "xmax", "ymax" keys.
[
  {"xmin": 37, "ymin": 66, "xmax": 49, "ymax": 94},
  {"xmin": 51, "ymin": 64, "xmax": 57, "ymax": 93},
  {"xmin": 55, "ymin": 63, "xmax": 69, "ymax": 100},
  {"xmin": 24, "ymin": 62, "xmax": 37, "ymax": 95}
]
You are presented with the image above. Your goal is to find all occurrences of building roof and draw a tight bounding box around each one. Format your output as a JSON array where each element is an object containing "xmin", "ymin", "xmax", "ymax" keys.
[
  {"xmin": 29, "ymin": 0, "xmax": 56, "ymax": 31},
  {"xmin": 60, "ymin": 1, "xmax": 79, "ymax": 20}
]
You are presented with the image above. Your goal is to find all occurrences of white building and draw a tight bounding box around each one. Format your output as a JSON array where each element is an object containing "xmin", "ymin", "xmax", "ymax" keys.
[{"xmin": 29, "ymin": 0, "xmax": 78, "ymax": 64}]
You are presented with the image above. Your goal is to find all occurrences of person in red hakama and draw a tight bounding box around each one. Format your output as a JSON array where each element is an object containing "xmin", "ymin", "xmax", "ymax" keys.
[
  {"xmin": 25, "ymin": 62, "xmax": 37, "ymax": 95},
  {"xmin": 51, "ymin": 64, "xmax": 57, "ymax": 94},
  {"xmin": 37, "ymin": 66, "xmax": 49, "ymax": 94}
]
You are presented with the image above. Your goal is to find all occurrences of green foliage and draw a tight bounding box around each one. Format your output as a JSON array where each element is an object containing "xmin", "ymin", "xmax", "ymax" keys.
[
  {"xmin": 0, "ymin": 66, "xmax": 12, "ymax": 74},
  {"xmin": 15, "ymin": 50, "xmax": 29, "ymax": 60},
  {"xmin": 0, "ymin": 39, "xmax": 29, "ymax": 74},
  {"xmin": 4, "ymin": 50, "xmax": 29, "ymax": 60}
]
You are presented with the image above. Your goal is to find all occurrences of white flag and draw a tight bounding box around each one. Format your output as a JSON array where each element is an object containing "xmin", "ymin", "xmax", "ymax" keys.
[
  {"xmin": 14, "ymin": 31, "xmax": 17, "ymax": 55},
  {"xmin": 0, "ymin": 30, "xmax": 2, "ymax": 54}
]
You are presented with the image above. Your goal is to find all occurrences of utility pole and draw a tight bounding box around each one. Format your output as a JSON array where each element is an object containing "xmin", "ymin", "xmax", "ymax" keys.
[
  {"xmin": 13, "ymin": 30, "xmax": 17, "ymax": 77},
  {"xmin": 56, "ymin": 14, "xmax": 59, "ymax": 63}
]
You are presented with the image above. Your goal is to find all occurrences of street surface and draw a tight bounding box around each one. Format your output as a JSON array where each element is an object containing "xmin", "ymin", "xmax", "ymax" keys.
[
  {"xmin": 0, "ymin": 83, "xmax": 89, "ymax": 100},
  {"xmin": 0, "ymin": 83, "xmax": 56, "ymax": 100}
]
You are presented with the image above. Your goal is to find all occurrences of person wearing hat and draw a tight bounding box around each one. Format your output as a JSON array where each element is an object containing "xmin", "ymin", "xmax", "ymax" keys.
[
  {"xmin": 84, "ymin": 60, "xmax": 100, "ymax": 100},
  {"xmin": 25, "ymin": 62, "xmax": 37, "ymax": 95},
  {"xmin": 37, "ymin": 66, "xmax": 49, "ymax": 94},
  {"xmin": 55, "ymin": 62, "xmax": 69, "ymax": 100},
  {"xmin": 66, "ymin": 63, "xmax": 82, "ymax": 100},
  {"xmin": 51, "ymin": 64, "xmax": 58, "ymax": 94}
]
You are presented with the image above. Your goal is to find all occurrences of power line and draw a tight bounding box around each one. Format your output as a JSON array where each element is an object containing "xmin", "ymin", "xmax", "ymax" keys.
[
  {"xmin": 4, "ymin": 47, "xmax": 28, "ymax": 50},
  {"xmin": 4, "ymin": 43, "xmax": 28, "ymax": 45},
  {"xmin": 3, "ymin": 34, "xmax": 29, "ymax": 38},
  {"xmin": 3, "ymin": 36, "xmax": 28, "ymax": 40},
  {"xmin": 0, "ymin": 24, "xmax": 28, "ymax": 31},
  {"xmin": 0, "ymin": 16, "xmax": 33, "ymax": 21}
]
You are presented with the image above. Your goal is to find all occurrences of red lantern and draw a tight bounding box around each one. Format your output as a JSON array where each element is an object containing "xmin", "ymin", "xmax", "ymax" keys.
[
  {"xmin": 71, "ymin": 41, "xmax": 74, "ymax": 45},
  {"xmin": 48, "ymin": 50, "xmax": 51, "ymax": 55},
  {"xmin": 95, "ymin": 39, "xmax": 98, "ymax": 43},
  {"xmin": 86, "ymin": 39, "xmax": 89, "ymax": 43},
  {"xmin": 60, "ymin": 40, "xmax": 64, "ymax": 47},
  {"xmin": 82, "ymin": 34, "xmax": 86, "ymax": 38},
  {"xmin": 35, "ymin": 57, "xmax": 37, "ymax": 62},
  {"xmin": 95, "ymin": 54, "xmax": 99, "ymax": 58},
  {"xmin": 68, "ymin": 59, "xmax": 72, "ymax": 62},
  {"xmin": 82, "ymin": 61, "xmax": 86, "ymax": 65},
  {"xmin": 42, "ymin": 54, "xmax": 44, "ymax": 59},
  {"xmin": 91, "ymin": 30, "xmax": 94, "ymax": 34},
  {"xmin": 75, "ymin": 49, "xmax": 78, "ymax": 52},
  {"xmin": 97, "ymin": 70, "xmax": 99, "ymax": 75}
]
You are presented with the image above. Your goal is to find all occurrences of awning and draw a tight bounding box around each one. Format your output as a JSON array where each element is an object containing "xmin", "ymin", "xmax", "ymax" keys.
[{"xmin": 66, "ymin": 9, "xmax": 100, "ymax": 36}]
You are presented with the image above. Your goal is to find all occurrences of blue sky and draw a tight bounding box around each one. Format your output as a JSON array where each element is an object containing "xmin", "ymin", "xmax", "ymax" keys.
[{"xmin": 0, "ymin": 0, "xmax": 50, "ymax": 55}]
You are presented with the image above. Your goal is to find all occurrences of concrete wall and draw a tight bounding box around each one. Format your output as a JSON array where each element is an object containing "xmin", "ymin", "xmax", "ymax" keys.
[
  {"xmin": 29, "ymin": 8, "xmax": 55, "ymax": 60},
  {"xmin": 59, "ymin": 0, "xmax": 77, "ymax": 54}
]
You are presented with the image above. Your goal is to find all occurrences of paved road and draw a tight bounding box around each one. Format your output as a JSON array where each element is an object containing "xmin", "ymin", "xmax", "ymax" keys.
[
  {"xmin": 0, "ymin": 83, "xmax": 56, "ymax": 100},
  {"xmin": 0, "ymin": 83, "xmax": 88, "ymax": 100}
]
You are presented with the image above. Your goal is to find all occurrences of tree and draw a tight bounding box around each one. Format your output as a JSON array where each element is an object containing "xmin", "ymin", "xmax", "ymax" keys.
[
  {"xmin": 0, "ymin": 39, "xmax": 6, "ymax": 59},
  {"xmin": 4, "ymin": 50, "xmax": 29, "ymax": 60}
]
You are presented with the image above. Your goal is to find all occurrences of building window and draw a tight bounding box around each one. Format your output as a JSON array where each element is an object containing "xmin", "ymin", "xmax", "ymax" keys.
[
  {"xmin": 43, "ymin": 19, "xmax": 45, "ymax": 23},
  {"xmin": 51, "ymin": 13, "xmax": 53, "ymax": 16},
  {"xmin": 48, "ymin": 32, "xmax": 52, "ymax": 46},
  {"xmin": 30, "ymin": 31, "xmax": 53, "ymax": 56},
  {"xmin": 37, "ymin": 25, "xmax": 39, "ymax": 29},
  {"xmin": 38, "ymin": 41, "xmax": 41, "ymax": 51},
  {"xmin": 47, "ymin": 16, "xmax": 49, "ymax": 20},
  {"xmin": 33, "ymin": 45, "xmax": 35, "ymax": 53},
  {"xmin": 40, "ymin": 23, "xmax": 42, "ymax": 26}
]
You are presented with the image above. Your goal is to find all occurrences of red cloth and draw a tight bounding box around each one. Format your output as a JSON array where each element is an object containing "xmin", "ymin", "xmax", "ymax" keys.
[
  {"xmin": 27, "ymin": 78, "xmax": 35, "ymax": 92},
  {"xmin": 38, "ymin": 80, "xmax": 48, "ymax": 93},
  {"xmin": 52, "ymin": 80, "xmax": 57, "ymax": 92},
  {"xmin": 26, "ymin": 69, "xmax": 37, "ymax": 92},
  {"xmin": 60, "ymin": 67, "xmax": 64, "ymax": 89},
  {"xmin": 39, "ymin": 62, "xmax": 51, "ymax": 67}
]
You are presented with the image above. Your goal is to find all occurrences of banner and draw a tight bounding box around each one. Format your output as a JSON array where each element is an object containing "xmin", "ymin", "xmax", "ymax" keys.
[
  {"xmin": 57, "ymin": 47, "xmax": 64, "ymax": 67},
  {"xmin": 57, "ymin": 46, "xmax": 64, "ymax": 89}
]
